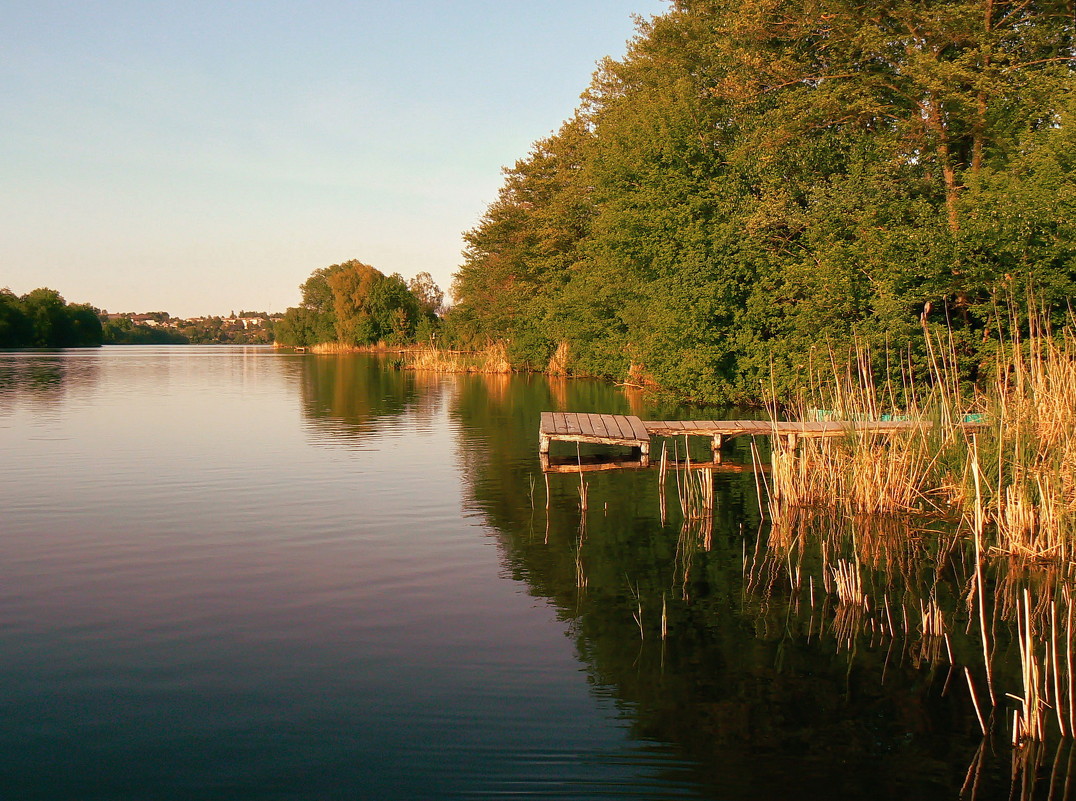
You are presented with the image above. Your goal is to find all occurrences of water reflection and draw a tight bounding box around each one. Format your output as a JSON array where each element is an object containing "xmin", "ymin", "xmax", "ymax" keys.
[
  {"xmin": 10, "ymin": 349, "xmax": 1062, "ymax": 798},
  {"xmin": 433, "ymin": 367, "xmax": 1076, "ymax": 799},
  {"xmin": 0, "ymin": 350, "xmax": 101, "ymax": 414},
  {"xmin": 297, "ymin": 354, "xmax": 443, "ymax": 445}
]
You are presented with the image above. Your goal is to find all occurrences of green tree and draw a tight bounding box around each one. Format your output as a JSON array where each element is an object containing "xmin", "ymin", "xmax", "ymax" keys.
[
  {"xmin": 277, "ymin": 260, "xmax": 424, "ymax": 347},
  {"xmin": 21, "ymin": 288, "xmax": 70, "ymax": 347},
  {"xmin": 448, "ymin": 0, "xmax": 1075, "ymax": 403},
  {"xmin": 408, "ymin": 272, "xmax": 444, "ymax": 317},
  {"xmin": 451, "ymin": 116, "xmax": 595, "ymax": 368},
  {"xmin": 0, "ymin": 289, "xmax": 30, "ymax": 347},
  {"xmin": 0, "ymin": 288, "xmax": 103, "ymax": 347},
  {"xmin": 328, "ymin": 262, "xmax": 420, "ymax": 345}
]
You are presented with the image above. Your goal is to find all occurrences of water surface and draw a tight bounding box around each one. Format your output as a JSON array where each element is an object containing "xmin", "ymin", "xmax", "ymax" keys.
[{"xmin": 0, "ymin": 347, "xmax": 1056, "ymax": 799}]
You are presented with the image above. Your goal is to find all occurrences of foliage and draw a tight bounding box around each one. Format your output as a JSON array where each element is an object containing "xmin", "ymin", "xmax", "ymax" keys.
[
  {"xmin": 276, "ymin": 259, "xmax": 442, "ymax": 347},
  {"xmin": 448, "ymin": 1, "xmax": 1076, "ymax": 403},
  {"xmin": 102, "ymin": 317, "xmax": 190, "ymax": 345},
  {"xmin": 0, "ymin": 287, "xmax": 102, "ymax": 347}
]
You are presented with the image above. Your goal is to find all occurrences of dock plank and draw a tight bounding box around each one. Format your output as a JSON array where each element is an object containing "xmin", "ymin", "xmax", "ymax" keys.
[
  {"xmin": 609, "ymin": 415, "xmax": 632, "ymax": 440},
  {"xmin": 590, "ymin": 414, "xmax": 612, "ymax": 439},
  {"xmin": 627, "ymin": 416, "xmax": 651, "ymax": 443}
]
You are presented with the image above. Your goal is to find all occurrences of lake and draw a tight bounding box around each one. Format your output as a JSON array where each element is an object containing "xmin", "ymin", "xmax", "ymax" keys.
[{"xmin": 0, "ymin": 346, "xmax": 1062, "ymax": 799}]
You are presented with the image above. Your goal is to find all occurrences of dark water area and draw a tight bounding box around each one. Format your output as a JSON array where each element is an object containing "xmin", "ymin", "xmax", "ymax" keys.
[{"xmin": 0, "ymin": 347, "xmax": 1068, "ymax": 799}]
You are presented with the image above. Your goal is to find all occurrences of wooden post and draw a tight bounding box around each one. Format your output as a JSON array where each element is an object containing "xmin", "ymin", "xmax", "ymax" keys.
[
  {"xmin": 711, "ymin": 433, "xmax": 723, "ymax": 464},
  {"xmin": 539, "ymin": 435, "xmax": 550, "ymax": 454}
]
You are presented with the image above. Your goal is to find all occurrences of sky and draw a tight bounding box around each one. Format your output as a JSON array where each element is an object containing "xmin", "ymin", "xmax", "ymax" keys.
[{"xmin": 2, "ymin": 0, "xmax": 669, "ymax": 318}]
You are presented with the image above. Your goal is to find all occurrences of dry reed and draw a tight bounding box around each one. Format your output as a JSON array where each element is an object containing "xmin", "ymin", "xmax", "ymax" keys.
[
  {"xmin": 764, "ymin": 317, "xmax": 1076, "ymax": 569},
  {"xmin": 547, "ymin": 341, "xmax": 570, "ymax": 376},
  {"xmin": 407, "ymin": 341, "xmax": 513, "ymax": 374}
]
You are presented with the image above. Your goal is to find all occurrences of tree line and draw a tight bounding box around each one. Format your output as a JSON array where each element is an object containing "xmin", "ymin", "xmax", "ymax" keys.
[
  {"xmin": 444, "ymin": 0, "xmax": 1076, "ymax": 403},
  {"xmin": 0, "ymin": 288, "xmax": 103, "ymax": 348}
]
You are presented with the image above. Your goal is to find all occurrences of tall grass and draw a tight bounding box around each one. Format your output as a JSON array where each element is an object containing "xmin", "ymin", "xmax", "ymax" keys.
[
  {"xmin": 985, "ymin": 324, "xmax": 1076, "ymax": 563},
  {"xmin": 766, "ymin": 319, "xmax": 1076, "ymax": 565},
  {"xmin": 407, "ymin": 341, "xmax": 512, "ymax": 374},
  {"xmin": 547, "ymin": 341, "xmax": 570, "ymax": 376},
  {"xmin": 752, "ymin": 312, "xmax": 1076, "ymax": 745}
]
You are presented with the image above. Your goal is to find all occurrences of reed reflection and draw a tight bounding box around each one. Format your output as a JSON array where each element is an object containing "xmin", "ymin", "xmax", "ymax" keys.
[
  {"xmin": 445, "ymin": 372, "xmax": 989, "ymax": 797},
  {"xmin": 745, "ymin": 505, "xmax": 1076, "ymax": 799}
]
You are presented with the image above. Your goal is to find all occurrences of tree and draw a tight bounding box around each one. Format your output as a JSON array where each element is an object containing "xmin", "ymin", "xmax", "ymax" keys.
[
  {"xmin": 408, "ymin": 272, "xmax": 444, "ymax": 316},
  {"xmin": 0, "ymin": 289, "xmax": 30, "ymax": 347},
  {"xmin": 276, "ymin": 260, "xmax": 424, "ymax": 347},
  {"xmin": 0, "ymin": 288, "xmax": 103, "ymax": 347},
  {"xmin": 451, "ymin": 116, "xmax": 596, "ymax": 367},
  {"xmin": 447, "ymin": 0, "xmax": 1076, "ymax": 402}
]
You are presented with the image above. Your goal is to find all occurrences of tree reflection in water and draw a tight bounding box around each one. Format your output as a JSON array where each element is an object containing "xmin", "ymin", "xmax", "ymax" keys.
[{"xmin": 298, "ymin": 356, "xmax": 1075, "ymax": 799}]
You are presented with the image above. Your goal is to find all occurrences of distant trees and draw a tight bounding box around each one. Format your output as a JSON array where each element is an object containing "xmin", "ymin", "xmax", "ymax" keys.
[
  {"xmin": 275, "ymin": 260, "xmax": 442, "ymax": 347},
  {"xmin": 0, "ymin": 288, "xmax": 102, "ymax": 348},
  {"xmin": 102, "ymin": 317, "xmax": 190, "ymax": 345},
  {"xmin": 446, "ymin": 0, "xmax": 1076, "ymax": 403}
]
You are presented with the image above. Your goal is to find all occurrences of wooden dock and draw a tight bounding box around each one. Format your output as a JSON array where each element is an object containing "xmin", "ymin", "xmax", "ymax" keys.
[
  {"xmin": 538, "ymin": 412, "xmax": 651, "ymax": 457},
  {"xmin": 539, "ymin": 412, "xmax": 983, "ymax": 470}
]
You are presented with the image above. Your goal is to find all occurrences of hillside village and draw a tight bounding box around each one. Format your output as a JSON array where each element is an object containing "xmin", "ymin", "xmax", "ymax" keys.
[{"xmin": 100, "ymin": 310, "xmax": 284, "ymax": 344}]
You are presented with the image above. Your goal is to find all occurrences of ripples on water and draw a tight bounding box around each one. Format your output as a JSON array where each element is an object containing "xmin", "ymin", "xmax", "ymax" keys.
[
  {"xmin": 0, "ymin": 347, "xmax": 1052, "ymax": 800},
  {"xmin": 0, "ymin": 348, "xmax": 709, "ymax": 800}
]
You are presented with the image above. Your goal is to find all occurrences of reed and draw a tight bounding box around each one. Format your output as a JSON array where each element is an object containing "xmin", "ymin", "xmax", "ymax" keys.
[
  {"xmin": 628, "ymin": 581, "xmax": 645, "ymax": 640},
  {"xmin": 547, "ymin": 341, "xmax": 570, "ymax": 376},
  {"xmin": 986, "ymin": 324, "xmax": 1076, "ymax": 563},
  {"xmin": 406, "ymin": 341, "xmax": 514, "ymax": 374},
  {"xmin": 764, "ymin": 316, "xmax": 1076, "ymax": 568},
  {"xmin": 678, "ymin": 466, "xmax": 714, "ymax": 521},
  {"xmin": 308, "ymin": 341, "xmax": 377, "ymax": 354}
]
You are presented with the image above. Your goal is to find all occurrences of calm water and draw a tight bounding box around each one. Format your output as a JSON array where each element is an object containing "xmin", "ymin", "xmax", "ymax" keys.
[{"xmin": 0, "ymin": 347, "xmax": 1063, "ymax": 799}]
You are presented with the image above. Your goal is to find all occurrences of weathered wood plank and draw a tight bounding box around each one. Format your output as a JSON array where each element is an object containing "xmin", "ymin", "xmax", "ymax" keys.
[
  {"xmin": 539, "ymin": 411, "xmax": 555, "ymax": 435},
  {"xmin": 589, "ymin": 413, "xmax": 615, "ymax": 437},
  {"xmin": 627, "ymin": 416, "xmax": 650, "ymax": 443},
  {"xmin": 540, "ymin": 453, "xmax": 650, "ymax": 473},
  {"xmin": 609, "ymin": 415, "xmax": 633, "ymax": 440}
]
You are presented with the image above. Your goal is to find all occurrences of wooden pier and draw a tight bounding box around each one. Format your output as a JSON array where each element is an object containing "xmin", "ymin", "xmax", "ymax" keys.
[
  {"xmin": 538, "ymin": 412, "xmax": 652, "ymax": 457},
  {"xmin": 539, "ymin": 412, "xmax": 983, "ymax": 471}
]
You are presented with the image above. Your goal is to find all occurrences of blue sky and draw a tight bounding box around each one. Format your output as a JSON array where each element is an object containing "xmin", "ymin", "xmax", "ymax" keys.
[{"xmin": 2, "ymin": 0, "xmax": 668, "ymax": 317}]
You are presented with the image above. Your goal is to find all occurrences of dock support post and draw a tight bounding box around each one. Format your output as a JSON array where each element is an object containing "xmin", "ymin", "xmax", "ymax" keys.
[
  {"xmin": 539, "ymin": 435, "xmax": 550, "ymax": 455},
  {"xmin": 711, "ymin": 434, "xmax": 723, "ymax": 464}
]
